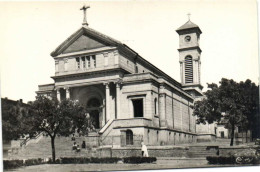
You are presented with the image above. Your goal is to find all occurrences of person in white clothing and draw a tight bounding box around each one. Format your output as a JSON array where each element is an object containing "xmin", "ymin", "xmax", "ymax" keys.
[{"xmin": 141, "ymin": 142, "xmax": 149, "ymax": 157}]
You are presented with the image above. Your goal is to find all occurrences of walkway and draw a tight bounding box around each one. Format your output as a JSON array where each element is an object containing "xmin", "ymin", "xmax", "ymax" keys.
[{"xmin": 5, "ymin": 158, "xmax": 247, "ymax": 172}]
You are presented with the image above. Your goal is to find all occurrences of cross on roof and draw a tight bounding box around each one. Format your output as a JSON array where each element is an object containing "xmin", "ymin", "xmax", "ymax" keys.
[
  {"xmin": 187, "ymin": 13, "xmax": 191, "ymax": 21},
  {"xmin": 80, "ymin": 5, "xmax": 90, "ymax": 26}
]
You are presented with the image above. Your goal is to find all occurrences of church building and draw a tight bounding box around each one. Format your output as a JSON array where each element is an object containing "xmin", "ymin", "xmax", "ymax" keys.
[{"xmin": 37, "ymin": 9, "xmax": 215, "ymax": 147}]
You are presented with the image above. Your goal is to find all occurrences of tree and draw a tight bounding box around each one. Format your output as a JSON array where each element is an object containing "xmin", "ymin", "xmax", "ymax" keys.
[
  {"xmin": 25, "ymin": 96, "xmax": 88, "ymax": 162},
  {"xmin": 1, "ymin": 99, "xmax": 29, "ymax": 141},
  {"xmin": 238, "ymin": 80, "xmax": 259, "ymax": 139},
  {"xmin": 194, "ymin": 78, "xmax": 259, "ymax": 146}
]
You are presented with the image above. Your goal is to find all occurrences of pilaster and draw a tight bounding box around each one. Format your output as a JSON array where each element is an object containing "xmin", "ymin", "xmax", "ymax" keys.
[{"xmin": 159, "ymin": 84, "xmax": 167, "ymax": 127}]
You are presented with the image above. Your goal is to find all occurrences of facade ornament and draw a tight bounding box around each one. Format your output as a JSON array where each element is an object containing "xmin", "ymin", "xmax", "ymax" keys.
[
  {"xmin": 80, "ymin": 5, "xmax": 90, "ymax": 26},
  {"xmin": 64, "ymin": 58, "xmax": 68, "ymax": 63},
  {"xmin": 113, "ymin": 50, "xmax": 118, "ymax": 56},
  {"xmin": 103, "ymin": 52, "xmax": 108, "ymax": 57}
]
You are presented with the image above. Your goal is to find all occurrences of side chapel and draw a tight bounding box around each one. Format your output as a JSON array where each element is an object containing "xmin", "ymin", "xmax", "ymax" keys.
[{"xmin": 37, "ymin": 8, "xmax": 215, "ymax": 146}]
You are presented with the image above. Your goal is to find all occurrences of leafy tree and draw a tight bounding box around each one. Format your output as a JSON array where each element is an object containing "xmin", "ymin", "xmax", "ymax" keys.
[
  {"xmin": 25, "ymin": 96, "xmax": 88, "ymax": 162},
  {"xmin": 238, "ymin": 80, "xmax": 259, "ymax": 139},
  {"xmin": 1, "ymin": 100, "xmax": 29, "ymax": 141},
  {"xmin": 194, "ymin": 78, "xmax": 259, "ymax": 146}
]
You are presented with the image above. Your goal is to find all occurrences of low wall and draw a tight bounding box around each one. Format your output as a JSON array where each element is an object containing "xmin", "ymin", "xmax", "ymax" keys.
[
  {"xmin": 197, "ymin": 134, "xmax": 216, "ymax": 143},
  {"xmin": 98, "ymin": 146, "xmax": 189, "ymax": 158}
]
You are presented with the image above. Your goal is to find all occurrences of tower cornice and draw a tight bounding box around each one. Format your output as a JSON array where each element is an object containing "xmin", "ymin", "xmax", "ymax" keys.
[{"xmin": 178, "ymin": 46, "xmax": 202, "ymax": 53}]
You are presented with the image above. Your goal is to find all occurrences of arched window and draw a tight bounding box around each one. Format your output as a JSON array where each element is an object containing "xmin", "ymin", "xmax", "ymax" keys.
[
  {"xmin": 154, "ymin": 98, "xmax": 157, "ymax": 114},
  {"xmin": 184, "ymin": 56, "xmax": 193, "ymax": 83},
  {"xmin": 126, "ymin": 130, "xmax": 133, "ymax": 145}
]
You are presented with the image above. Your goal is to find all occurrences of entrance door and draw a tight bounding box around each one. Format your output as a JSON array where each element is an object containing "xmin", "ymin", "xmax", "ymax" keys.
[
  {"xmin": 221, "ymin": 131, "xmax": 225, "ymax": 138},
  {"xmin": 87, "ymin": 98, "xmax": 101, "ymax": 129},
  {"xmin": 90, "ymin": 110, "xmax": 100, "ymax": 129}
]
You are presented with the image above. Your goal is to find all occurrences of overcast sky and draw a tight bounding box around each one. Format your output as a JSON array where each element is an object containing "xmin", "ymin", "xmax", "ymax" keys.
[{"xmin": 0, "ymin": 0, "xmax": 259, "ymax": 103}]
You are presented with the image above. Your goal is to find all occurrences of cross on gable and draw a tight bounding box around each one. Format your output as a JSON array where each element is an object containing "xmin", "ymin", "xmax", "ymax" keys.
[
  {"xmin": 187, "ymin": 13, "xmax": 191, "ymax": 21},
  {"xmin": 80, "ymin": 5, "xmax": 90, "ymax": 26}
]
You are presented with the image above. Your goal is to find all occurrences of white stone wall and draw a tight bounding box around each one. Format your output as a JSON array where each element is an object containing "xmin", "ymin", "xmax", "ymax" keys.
[
  {"xmin": 55, "ymin": 48, "xmax": 118, "ymax": 75},
  {"xmin": 216, "ymin": 125, "xmax": 229, "ymax": 138}
]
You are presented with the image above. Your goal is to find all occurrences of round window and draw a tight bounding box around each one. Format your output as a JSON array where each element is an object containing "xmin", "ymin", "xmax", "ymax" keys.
[{"xmin": 185, "ymin": 35, "xmax": 191, "ymax": 42}]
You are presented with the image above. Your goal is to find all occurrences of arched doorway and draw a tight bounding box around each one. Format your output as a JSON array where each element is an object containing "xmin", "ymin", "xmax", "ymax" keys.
[{"xmin": 87, "ymin": 98, "xmax": 101, "ymax": 129}]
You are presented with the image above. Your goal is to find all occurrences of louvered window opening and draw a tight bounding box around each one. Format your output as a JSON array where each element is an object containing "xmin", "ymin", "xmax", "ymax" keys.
[
  {"xmin": 185, "ymin": 56, "xmax": 193, "ymax": 83},
  {"xmin": 75, "ymin": 55, "xmax": 96, "ymax": 69}
]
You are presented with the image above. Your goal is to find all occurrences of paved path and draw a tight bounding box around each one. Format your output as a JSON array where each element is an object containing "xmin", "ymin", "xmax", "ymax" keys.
[{"xmin": 5, "ymin": 158, "xmax": 246, "ymax": 172}]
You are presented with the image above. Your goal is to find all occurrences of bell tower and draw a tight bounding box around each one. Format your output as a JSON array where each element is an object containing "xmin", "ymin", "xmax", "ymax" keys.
[{"xmin": 176, "ymin": 18, "xmax": 203, "ymax": 97}]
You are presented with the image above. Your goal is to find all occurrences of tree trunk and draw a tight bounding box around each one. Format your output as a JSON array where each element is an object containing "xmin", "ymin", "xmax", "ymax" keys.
[
  {"xmin": 51, "ymin": 136, "xmax": 56, "ymax": 162},
  {"xmin": 246, "ymin": 130, "xmax": 248, "ymax": 143},
  {"xmin": 230, "ymin": 123, "xmax": 235, "ymax": 146}
]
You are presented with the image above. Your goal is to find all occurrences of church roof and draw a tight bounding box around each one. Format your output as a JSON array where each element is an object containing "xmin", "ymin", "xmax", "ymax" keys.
[{"xmin": 176, "ymin": 20, "xmax": 202, "ymax": 33}]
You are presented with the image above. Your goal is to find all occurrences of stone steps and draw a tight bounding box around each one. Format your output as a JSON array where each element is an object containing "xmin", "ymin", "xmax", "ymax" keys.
[
  {"xmin": 186, "ymin": 146, "xmax": 218, "ymax": 158},
  {"xmin": 9, "ymin": 135, "xmax": 101, "ymax": 159}
]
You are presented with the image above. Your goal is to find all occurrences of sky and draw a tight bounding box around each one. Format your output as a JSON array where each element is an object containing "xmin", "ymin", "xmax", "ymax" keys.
[{"xmin": 0, "ymin": 0, "xmax": 259, "ymax": 103}]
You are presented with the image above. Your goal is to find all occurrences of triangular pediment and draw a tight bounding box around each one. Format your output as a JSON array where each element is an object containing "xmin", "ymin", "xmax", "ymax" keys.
[
  {"xmin": 51, "ymin": 26, "xmax": 121, "ymax": 57},
  {"xmin": 62, "ymin": 34, "xmax": 107, "ymax": 54}
]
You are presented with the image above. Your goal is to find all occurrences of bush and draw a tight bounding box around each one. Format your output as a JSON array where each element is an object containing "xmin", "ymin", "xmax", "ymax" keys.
[
  {"xmin": 3, "ymin": 156, "xmax": 157, "ymax": 169},
  {"xmin": 123, "ymin": 157, "xmax": 157, "ymax": 164},
  {"xmin": 59, "ymin": 157, "xmax": 156, "ymax": 164},
  {"xmin": 206, "ymin": 156, "xmax": 236, "ymax": 164},
  {"xmin": 3, "ymin": 160, "xmax": 24, "ymax": 169},
  {"xmin": 206, "ymin": 156, "xmax": 259, "ymax": 165},
  {"xmin": 91, "ymin": 157, "xmax": 120, "ymax": 163},
  {"xmin": 61, "ymin": 157, "xmax": 90, "ymax": 164},
  {"xmin": 24, "ymin": 158, "xmax": 44, "ymax": 166},
  {"xmin": 60, "ymin": 157, "xmax": 120, "ymax": 164}
]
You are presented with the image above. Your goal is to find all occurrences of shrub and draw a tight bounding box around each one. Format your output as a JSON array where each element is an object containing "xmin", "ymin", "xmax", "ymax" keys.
[
  {"xmin": 3, "ymin": 160, "xmax": 23, "ymax": 169},
  {"xmin": 91, "ymin": 157, "xmax": 120, "ymax": 163},
  {"xmin": 206, "ymin": 156, "xmax": 259, "ymax": 165},
  {"xmin": 60, "ymin": 157, "xmax": 120, "ymax": 164},
  {"xmin": 123, "ymin": 157, "xmax": 157, "ymax": 164},
  {"xmin": 24, "ymin": 158, "xmax": 44, "ymax": 166},
  {"xmin": 207, "ymin": 156, "xmax": 236, "ymax": 164},
  {"xmin": 60, "ymin": 157, "xmax": 90, "ymax": 164},
  {"xmin": 59, "ymin": 157, "xmax": 156, "ymax": 164}
]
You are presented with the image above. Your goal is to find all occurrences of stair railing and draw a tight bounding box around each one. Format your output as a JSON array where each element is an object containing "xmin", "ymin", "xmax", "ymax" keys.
[{"xmin": 99, "ymin": 119, "xmax": 115, "ymax": 145}]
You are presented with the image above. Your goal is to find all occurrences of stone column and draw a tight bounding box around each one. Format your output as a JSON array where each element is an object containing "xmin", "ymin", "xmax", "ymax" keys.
[
  {"xmin": 105, "ymin": 82, "xmax": 110, "ymax": 122},
  {"xmin": 102, "ymin": 100, "xmax": 106, "ymax": 126},
  {"xmin": 56, "ymin": 88, "xmax": 61, "ymax": 101},
  {"xmin": 159, "ymin": 93, "xmax": 167, "ymax": 127},
  {"xmin": 65, "ymin": 87, "xmax": 70, "ymax": 99},
  {"xmin": 116, "ymin": 82, "xmax": 121, "ymax": 119}
]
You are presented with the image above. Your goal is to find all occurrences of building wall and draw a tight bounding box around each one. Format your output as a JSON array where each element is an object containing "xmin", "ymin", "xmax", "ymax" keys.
[
  {"xmin": 179, "ymin": 32, "xmax": 199, "ymax": 49},
  {"xmin": 120, "ymin": 82, "xmax": 153, "ymax": 119},
  {"xmin": 118, "ymin": 53, "xmax": 152, "ymax": 75},
  {"xmin": 216, "ymin": 125, "xmax": 229, "ymax": 138},
  {"xmin": 55, "ymin": 48, "xmax": 119, "ymax": 76}
]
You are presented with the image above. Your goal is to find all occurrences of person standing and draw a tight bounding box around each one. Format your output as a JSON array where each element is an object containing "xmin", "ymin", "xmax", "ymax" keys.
[{"xmin": 141, "ymin": 142, "xmax": 149, "ymax": 157}]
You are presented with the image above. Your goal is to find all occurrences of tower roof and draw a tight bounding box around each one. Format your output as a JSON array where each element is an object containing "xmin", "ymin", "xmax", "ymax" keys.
[{"xmin": 176, "ymin": 20, "xmax": 202, "ymax": 34}]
